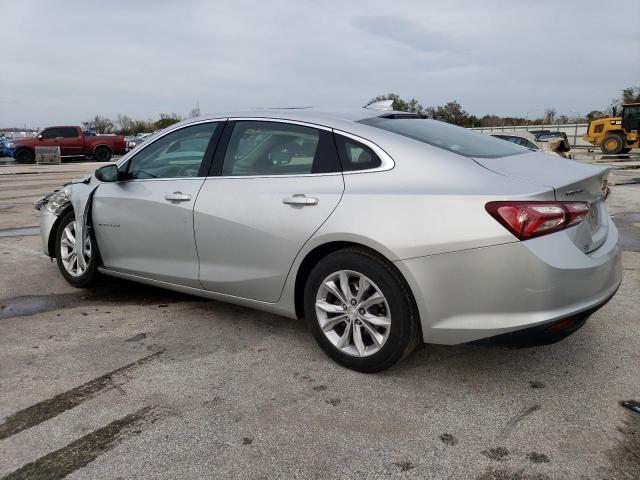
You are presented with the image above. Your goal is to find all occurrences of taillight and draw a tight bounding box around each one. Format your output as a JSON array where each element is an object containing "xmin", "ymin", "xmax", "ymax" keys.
[{"xmin": 485, "ymin": 201, "xmax": 590, "ymax": 240}]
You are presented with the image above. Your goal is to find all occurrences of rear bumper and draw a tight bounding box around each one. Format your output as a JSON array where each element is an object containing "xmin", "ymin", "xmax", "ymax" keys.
[{"xmin": 396, "ymin": 221, "xmax": 623, "ymax": 344}]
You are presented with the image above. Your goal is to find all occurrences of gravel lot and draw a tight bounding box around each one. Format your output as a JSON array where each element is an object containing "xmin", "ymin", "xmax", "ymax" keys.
[{"xmin": 0, "ymin": 152, "xmax": 639, "ymax": 479}]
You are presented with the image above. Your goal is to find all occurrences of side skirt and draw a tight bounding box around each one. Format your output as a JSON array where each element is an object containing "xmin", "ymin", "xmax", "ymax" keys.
[{"xmin": 97, "ymin": 267, "xmax": 297, "ymax": 320}]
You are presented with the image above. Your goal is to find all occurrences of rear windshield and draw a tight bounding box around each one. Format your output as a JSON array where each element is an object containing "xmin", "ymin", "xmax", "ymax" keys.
[{"xmin": 358, "ymin": 117, "xmax": 528, "ymax": 158}]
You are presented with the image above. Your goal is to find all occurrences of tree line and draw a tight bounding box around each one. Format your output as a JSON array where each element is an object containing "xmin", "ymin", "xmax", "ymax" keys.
[
  {"xmin": 80, "ymin": 110, "xmax": 197, "ymax": 136},
  {"xmin": 3, "ymin": 87, "xmax": 637, "ymax": 134},
  {"xmin": 366, "ymin": 86, "xmax": 639, "ymax": 128}
]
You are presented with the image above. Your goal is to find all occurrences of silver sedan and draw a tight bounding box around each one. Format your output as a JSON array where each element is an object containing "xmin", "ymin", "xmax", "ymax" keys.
[{"xmin": 36, "ymin": 106, "xmax": 622, "ymax": 372}]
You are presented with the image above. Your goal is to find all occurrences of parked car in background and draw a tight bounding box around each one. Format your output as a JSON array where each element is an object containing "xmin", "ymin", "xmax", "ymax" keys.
[
  {"xmin": 9, "ymin": 126, "xmax": 125, "ymax": 163},
  {"xmin": 490, "ymin": 131, "xmax": 572, "ymax": 158},
  {"xmin": 35, "ymin": 107, "xmax": 620, "ymax": 372},
  {"xmin": 125, "ymin": 133, "xmax": 152, "ymax": 152},
  {"xmin": 0, "ymin": 136, "xmax": 10, "ymax": 157}
]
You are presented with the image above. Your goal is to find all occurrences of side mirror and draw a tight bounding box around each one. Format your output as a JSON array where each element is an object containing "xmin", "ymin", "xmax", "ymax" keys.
[
  {"xmin": 95, "ymin": 164, "xmax": 119, "ymax": 182},
  {"xmin": 37, "ymin": 134, "xmax": 43, "ymax": 140}
]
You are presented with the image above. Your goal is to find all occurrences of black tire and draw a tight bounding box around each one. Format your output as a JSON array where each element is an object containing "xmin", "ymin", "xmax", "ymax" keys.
[
  {"xmin": 620, "ymin": 147, "xmax": 632, "ymax": 154},
  {"xmin": 15, "ymin": 149, "xmax": 35, "ymax": 164},
  {"xmin": 54, "ymin": 211, "xmax": 100, "ymax": 288},
  {"xmin": 304, "ymin": 247, "xmax": 421, "ymax": 372},
  {"xmin": 600, "ymin": 134, "xmax": 624, "ymax": 154},
  {"xmin": 94, "ymin": 146, "xmax": 112, "ymax": 162}
]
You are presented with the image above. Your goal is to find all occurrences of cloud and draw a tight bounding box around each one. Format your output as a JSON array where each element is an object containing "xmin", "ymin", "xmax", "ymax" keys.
[{"xmin": 1, "ymin": 0, "xmax": 639, "ymax": 127}]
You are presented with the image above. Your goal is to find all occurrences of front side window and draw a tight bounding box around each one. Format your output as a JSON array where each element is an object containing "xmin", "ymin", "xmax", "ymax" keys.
[
  {"xmin": 222, "ymin": 121, "xmax": 340, "ymax": 176},
  {"xmin": 359, "ymin": 117, "xmax": 528, "ymax": 158},
  {"xmin": 126, "ymin": 122, "xmax": 218, "ymax": 179},
  {"xmin": 41, "ymin": 128, "xmax": 62, "ymax": 139}
]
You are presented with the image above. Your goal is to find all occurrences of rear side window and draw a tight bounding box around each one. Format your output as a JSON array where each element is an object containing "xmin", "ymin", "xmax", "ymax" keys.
[
  {"xmin": 359, "ymin": 117, "xmax": 527, "ymax": 158},
  {"xmin": 222, "ymin": 121, "xmax": 340, "ymax": 176},
  {"xmin": 60, "ymin": 127, "xmax": 78, "ymax": 138},
  {"xmin": 334, "ymin": 135, "xmax": 382, "ymax": 171}
]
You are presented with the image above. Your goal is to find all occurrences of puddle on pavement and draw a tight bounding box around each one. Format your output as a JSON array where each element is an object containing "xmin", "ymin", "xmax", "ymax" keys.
[
  {"xmin": 0, "ymin": 281, "xmax": 203, "ymax": 320},
  {"xmin": 0, "ymin": 226, "xmax": 40, "ymax": 237}
]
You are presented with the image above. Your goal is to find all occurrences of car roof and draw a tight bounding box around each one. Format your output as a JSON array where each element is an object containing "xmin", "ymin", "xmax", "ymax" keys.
[{"xmin": 179, "ymin": 107, "xmax": 412, "ymax": 130}]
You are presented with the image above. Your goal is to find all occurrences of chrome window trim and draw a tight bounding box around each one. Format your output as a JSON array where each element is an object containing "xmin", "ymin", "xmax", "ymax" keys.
[
  {"xmin": 113, "ymin": 117, "xmax": 396, "ymax": 180},
  {"xmin": 227, "ymin": 117, "xmax": 333, "ymax": 132}
]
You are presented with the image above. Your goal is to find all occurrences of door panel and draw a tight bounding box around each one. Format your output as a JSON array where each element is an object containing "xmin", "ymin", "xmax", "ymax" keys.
[
  {"xmin": 58, "ymin": 128, "xmax": 83, "ymax": 155},
  {"xmin": 93, "ymin": 179, "xmax": 205, "ymax": 286},
  {"xmin": 195, "ymin": 175, "xmax": 344, "ymax": 302}
]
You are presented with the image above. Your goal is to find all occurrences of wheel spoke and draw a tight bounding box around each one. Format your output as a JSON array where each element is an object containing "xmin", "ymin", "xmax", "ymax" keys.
[
  {"xmin": 353, "ymin": 323, "xmax": 366, "ymax": 356},
  {"xmin": 339, "ymin": 271, "xmax": 352, "ymax": 302},
  {"xmin": 360, "ymin": 319, "xmax": 385, "ymax": 347},
  {"xmin": 320, "ymin": 314, "xmax": 348, "ymax": 332},
  {"xmin": 61, "ymin": 250, "xmax": 74, "ymax": 261},
  {"xmin": 358, "ymin": 292, "xmax": 384, "ymax": 310},
  {"xmin": 355, "ymin": 276, "xmax": 369, "ymax": 303},
  {"xmin": 362, "ymin": 313, "xmax": 391, "ymax": 327},
  {"xmin": 336, "ymin": 321, "xmax": 352, "ymax": 349},
  {"xmin": 64, "ymin": 228, "xmax": 76, "ymax": 245},
  {"xmin": 315, "ymin": 300, "xmax": 346, "ymax": 314},
  {"xmin": 60, "ymin": 239, "xmax": 74, "ymax": 249},
  {"xmin": 322, "ymin": 280, "xmax": 347, "ymax": 306}
]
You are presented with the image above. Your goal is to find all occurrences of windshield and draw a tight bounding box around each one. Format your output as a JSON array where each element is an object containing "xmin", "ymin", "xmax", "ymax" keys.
[{"xmin": 359, "ymin": 117, "xmax": 528, "ymax": 158}]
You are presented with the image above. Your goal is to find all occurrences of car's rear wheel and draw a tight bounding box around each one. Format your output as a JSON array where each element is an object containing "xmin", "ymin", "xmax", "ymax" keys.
[
  {"xmin": 304, "ymin": 248, "xmax": 420, "ymax": 372},
  {"xmin": 94, "ymin": 146, "xmax": 112, "ymax": 162},
  {"xmin": 55, "ymin": 211, "xmax": 100, "ymax": 287},
  {"xmin": 15, "ymin": 149, "xmax": 35, "ymax": 164},
  {"xmin": 600, "ymin": 134, "xmax": 624, "ymax": 154}
]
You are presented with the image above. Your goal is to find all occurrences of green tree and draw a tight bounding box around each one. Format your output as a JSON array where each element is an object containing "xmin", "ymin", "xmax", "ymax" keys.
[
  {"xmin": 81, "ymin": 115, "xmax": 114, "ymax": 134},
  {"xmin": 155, "ymin": 113, "xmax": 182, "ymax": 130}
]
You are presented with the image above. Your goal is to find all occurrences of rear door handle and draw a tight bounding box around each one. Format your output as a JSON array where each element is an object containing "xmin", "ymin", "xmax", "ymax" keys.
[
  {"xmin": 164, "ymin": 192, "xmax": 192, "ymax": 202},
  {"xmin": 283, "ymin": 194, "xmax": 318, "ymax": 206}
]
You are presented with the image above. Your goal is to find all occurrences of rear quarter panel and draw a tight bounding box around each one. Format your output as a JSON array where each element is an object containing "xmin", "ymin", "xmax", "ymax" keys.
[{"xmin": 86, "ymin": 135, "xmax": 126, "ymax": 155}]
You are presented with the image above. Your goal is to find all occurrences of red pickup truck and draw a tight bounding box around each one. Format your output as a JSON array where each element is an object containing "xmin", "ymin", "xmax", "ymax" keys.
[{"xmin": 12, "ymin": 126, "xmax": 125, "ymax": 163}]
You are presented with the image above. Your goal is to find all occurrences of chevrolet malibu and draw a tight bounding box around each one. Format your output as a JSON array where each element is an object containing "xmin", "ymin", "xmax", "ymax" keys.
[{"xmin": 35, "ymin": 106, "xmax": 622, "ymax": 372}]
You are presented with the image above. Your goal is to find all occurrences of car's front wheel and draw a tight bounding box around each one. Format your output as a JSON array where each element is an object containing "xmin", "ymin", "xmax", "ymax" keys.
[
  {"xmin": 304, "ymin": 248, "xmax": 421, "ymax": 372},
  {"xmin": 55, "ymin": 211, "xmax": 100, "ymax": 287}
]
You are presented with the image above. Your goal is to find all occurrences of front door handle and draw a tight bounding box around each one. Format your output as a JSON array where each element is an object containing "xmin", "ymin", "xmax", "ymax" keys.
[
  {"xmin": 283, "ymin": 194, "xmax": 318, "ymax": 206},
  {"xmin": 164, "ymin": 192, "xmax": 192, "ymax": 202}
]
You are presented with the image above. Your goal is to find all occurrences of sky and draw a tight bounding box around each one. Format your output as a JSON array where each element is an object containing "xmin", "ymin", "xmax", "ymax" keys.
[{"xmin": 1, "ymin": 0, "xmax": 639, "ymax": 128}]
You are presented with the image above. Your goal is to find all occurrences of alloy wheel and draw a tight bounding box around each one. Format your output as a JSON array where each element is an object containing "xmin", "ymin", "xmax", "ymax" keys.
[
  {"xmin": 315, "ymin": 270, "xmax": 391, "ymax": 357},
  {"xmin": 60, "ymin": 221, "xmax": 91, "ymax": 277}
]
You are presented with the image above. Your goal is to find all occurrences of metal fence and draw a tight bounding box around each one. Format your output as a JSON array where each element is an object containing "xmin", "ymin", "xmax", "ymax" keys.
[{"xmin": 470, "ymin": 123, "xmax": 590, "ymax": 147}]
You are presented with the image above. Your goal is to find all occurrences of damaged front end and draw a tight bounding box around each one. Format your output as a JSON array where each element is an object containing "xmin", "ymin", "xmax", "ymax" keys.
[{"xmin": 35, "ymin": 176, "xmax": 100, "ymax": 261}]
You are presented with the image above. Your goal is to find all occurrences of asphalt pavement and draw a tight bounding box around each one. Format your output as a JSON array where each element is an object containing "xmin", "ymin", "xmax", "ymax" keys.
[{"xmin": 0, "ymin": 154, "xmax": 638, "ymax": 479}]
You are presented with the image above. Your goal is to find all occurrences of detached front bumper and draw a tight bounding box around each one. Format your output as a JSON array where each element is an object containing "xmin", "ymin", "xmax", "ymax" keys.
[
  {"xmin": 396, "ymin": 221, "xmax": 623, "ymax": 345},
  {"xmin": 38, "ymin": 208, "xmax": 58, "ymax": 257}
]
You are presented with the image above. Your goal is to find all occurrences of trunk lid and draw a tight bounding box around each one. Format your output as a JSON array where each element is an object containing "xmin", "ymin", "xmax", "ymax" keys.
[{"xmin": 474, "ymin": 151, "xmax": 611, "ymax": 253}]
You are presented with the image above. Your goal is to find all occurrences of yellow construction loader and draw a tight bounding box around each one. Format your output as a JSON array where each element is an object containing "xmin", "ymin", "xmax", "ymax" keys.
[{"xmin": 583, "ymin": 103, "xmax": 640, "ymax": 154}]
